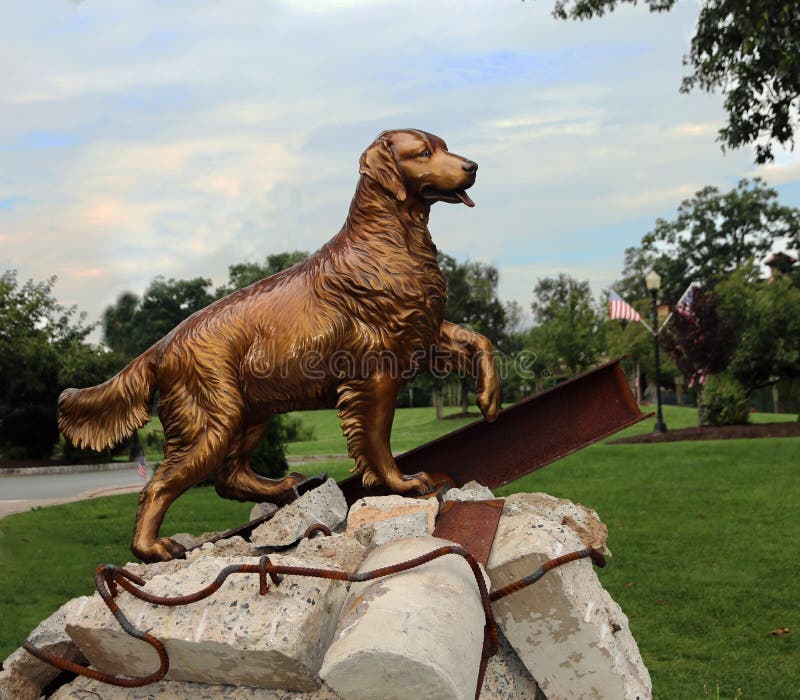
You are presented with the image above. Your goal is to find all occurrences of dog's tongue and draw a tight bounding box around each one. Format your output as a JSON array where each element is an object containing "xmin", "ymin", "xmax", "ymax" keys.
[{"xmin": 456, "ymin": 190, "xmax": 475, "ymax": 207}]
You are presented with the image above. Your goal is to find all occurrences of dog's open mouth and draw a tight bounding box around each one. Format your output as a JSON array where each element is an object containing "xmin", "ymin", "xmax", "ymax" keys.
[{"xmin": 421, "ymin": 185, "xmax": 475, "ymax": 207}]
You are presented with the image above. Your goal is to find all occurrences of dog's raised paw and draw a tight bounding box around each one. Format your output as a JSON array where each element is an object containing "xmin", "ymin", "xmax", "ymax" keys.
[{"xmin": 477, "ymin": 385, "xmax": 501, "ymax": 423}]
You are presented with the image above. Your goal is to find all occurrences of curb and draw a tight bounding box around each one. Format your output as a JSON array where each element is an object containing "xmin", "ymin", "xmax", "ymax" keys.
[{"xmin": 0, "ymin": 461, "xmax": 141, "ymax": 477}]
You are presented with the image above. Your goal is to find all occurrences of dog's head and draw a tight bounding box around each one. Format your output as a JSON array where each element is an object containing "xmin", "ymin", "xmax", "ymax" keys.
[{"xmin": 359, "ymin": 129, "xmax": 477, "ymax": 207}]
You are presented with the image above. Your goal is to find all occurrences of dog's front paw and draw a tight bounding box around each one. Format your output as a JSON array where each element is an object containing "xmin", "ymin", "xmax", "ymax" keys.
[
  {"xmin": 133, "ymin": 537, "xmax": 187, "ymax": 563},
  {"xmin": 477, "ymin": 381, "xmax": 500, "ymax": 423},
  {"xmin": 393, "ymin": 471, "xmax": 435, "ymax": 495}
]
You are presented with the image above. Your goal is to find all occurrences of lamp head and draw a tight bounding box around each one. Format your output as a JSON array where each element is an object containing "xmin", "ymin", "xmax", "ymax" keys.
[{"xmin": 645, "ymin": 269, "xmax": 661, "ymax": 293}]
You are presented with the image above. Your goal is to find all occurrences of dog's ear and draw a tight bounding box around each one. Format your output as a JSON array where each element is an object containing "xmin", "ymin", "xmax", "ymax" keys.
[{"xmin": 359, "ymin": 138, "xmax": 406, "ymax": 202}]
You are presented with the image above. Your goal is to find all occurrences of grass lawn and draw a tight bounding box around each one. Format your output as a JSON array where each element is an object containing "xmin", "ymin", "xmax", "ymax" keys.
[
  {"xmin": 286, "ymin": 406, "xmax": 479, "ymax": 456},
  {"xmin": 1, "ymin": 404, "xmax": 798, "ymax": 698}
]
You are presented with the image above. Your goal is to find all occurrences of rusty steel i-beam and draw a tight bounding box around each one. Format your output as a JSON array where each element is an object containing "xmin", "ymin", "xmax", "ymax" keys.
[{"xmin": 341, "ymin": 358, "xmax": 648, "ymax": 505}]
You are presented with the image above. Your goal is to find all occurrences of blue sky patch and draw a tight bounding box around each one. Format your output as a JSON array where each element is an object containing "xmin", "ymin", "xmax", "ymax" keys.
[
  {"xmin": 411, "ymin": 45, "xmax": 645, "ymax": 92},
  {"xmin": 0, "ymin": 197, "xmax": 23, "ymax": 210},
  {"xmin": 1, "ymin": 131, "xmax": 81, "ymax": 151}
]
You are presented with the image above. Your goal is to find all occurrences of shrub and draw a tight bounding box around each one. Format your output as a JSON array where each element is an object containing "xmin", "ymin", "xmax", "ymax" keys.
[
  {"xmin": 250, "ymin": 414, "xmax": 315, "ymax": 480},
  {"xmin": 699, "ymin": 373, "xmax": 750, "ymax": 426}
]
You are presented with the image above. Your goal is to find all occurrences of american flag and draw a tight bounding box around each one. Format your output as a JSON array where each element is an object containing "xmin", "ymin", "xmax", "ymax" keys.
[
  {"xmin": 609, "ymin": 290, "xmax": 642, "ymax": 322},
  {"xmin": 136, "ymin": 452, "xmax": 147, "ymax": 481},
  {"xmin": 675, "ymin": 283, "xmax": 698, "ymax": 318}
]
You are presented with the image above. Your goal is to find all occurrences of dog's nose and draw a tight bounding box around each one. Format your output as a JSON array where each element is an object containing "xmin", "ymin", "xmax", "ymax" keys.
[{"xmin": 462, "ymin": 160, "xmax": 478, "ymax": 174}]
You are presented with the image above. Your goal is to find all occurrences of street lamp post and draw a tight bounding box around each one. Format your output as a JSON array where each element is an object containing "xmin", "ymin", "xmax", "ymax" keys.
[{"xmin": 645, "ymin": 270, "xmax": 668, "ymax": 434}]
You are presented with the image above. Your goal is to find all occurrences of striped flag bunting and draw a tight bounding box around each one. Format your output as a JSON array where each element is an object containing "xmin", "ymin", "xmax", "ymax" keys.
[{"xmin": 609, "ymin": 290, "xmax": 642, "ymax": 322}]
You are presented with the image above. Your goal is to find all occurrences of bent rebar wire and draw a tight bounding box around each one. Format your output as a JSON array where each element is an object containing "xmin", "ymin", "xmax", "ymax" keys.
[{"xmin": 23, "ymin": 544, "xmax": 604, "ymax": 699}]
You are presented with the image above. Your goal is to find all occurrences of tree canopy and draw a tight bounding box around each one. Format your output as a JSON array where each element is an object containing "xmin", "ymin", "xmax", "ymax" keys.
[
  {"xmin": 616, "ymin": 178, "xmax": 800, "ymax": 303},
  {"xmin": 439, "ymin": 253, "xmax": 508, "ymax": 345},
  {"xmin": 103, "ymin": 277, "xmax": 215, "ymax": 357},
  {"xmin": 717, "ymin": 271, "xmax": 800, "ymax": 393},
  {"xmin": 0, "ymin": 272, "xmax": 118, "ymax": 458},
  {"xmin": 530, "ymin": 273, "xmax": 603, "ymax": 376},
  {"xmin": 216, "ymin": 251, "xmax": 309, "ymax": 296},
  {"xmin": 552, "ymin": 0, "xmax": 800, "ymax": 163}
]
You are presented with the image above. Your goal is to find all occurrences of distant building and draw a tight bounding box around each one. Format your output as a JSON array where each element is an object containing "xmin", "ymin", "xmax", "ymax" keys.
[{"xmin": 765, "ymin": 251, "xmax": 796, "ymax": 281}]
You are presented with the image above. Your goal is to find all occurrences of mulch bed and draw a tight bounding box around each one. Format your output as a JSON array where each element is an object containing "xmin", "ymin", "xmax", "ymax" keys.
[{"xmin": 611, "ymin": 421, "xmax": 800, "ymax": 444}]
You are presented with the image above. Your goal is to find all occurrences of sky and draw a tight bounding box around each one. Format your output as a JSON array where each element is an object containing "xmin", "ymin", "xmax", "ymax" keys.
[{"xmin": 2, "ymin": 0, "xmax": 800, "ymax": 336}]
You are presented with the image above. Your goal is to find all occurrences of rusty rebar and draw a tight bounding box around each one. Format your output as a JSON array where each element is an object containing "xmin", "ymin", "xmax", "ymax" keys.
[
  {"xmin": 256, "ymin": 521, "xmax": 333, "ymax": 554},
  {"xmin": 22, "ymin": 564, "xmax": 169, "ymax": 688},
  {"xmin": 489, "ymin": 547, "xmax": 606, "ymax": 602},
  {"xmin": 22, "ymin": 545, "xmax": 602, "ymax": 697},
  {"xmin": 303, "ymin": 522, "xmax": 332, "ymax": 538}
]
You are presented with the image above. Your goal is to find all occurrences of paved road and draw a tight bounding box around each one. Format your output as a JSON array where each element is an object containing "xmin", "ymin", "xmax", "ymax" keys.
[{"xmin": 0, "ymin": 468, "xmax": 144, "ymax": 519}]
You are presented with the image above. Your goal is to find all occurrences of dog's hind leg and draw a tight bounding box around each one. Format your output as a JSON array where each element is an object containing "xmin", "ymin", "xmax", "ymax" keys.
[
  {"xmin": 131, "ymin": 378, "xmax": 241, "ymax": 562},
  {"xmin": 338, "ymin": 373, "xmax": 434, "ymax": 495},
  {"xmin": 214, "ymin": 419, "xmax": 306, "ymax": 503},
  {"xmin": 132, "ymin": 428, "xmax": 230, "ymax": 563}
]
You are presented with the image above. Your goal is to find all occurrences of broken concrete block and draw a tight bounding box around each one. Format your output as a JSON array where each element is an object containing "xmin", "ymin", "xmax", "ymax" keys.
[
  {"xmin": 66, "ymin": 552, "xmax": 349, "ymax": 690},
  {"xmin": 251, "ymin": 478, "xmax": 347, "ymax": 548},
  {"xmin": 51, "ymin": 674, "xmax": 343, "ymax": 699},
  {"xmin": 0, "ymin": 598, "xmax": 86, "ymax": 700},
  {"xmin": 480, "ymin": 629, "xmax": 546, "ymax": 700},
  {"xmin": 502, "ymin": 491, "xmax": 611, "ymax": 556},
  {"xmin": 170, "ymin": 530, "xmax": 222, "ymax": 550},
  {"xmin": 320, "ymin": 536, "xmax": 489, "ymax": 700},
  {"xmin": 292, "ymin": 533, "xmax": 367, "ymax": 574},
  {"xmin": 345, "ymin": 494, "xmax": 438, "ymax": 548},
  {"xmin": 192, "ymin": 534, "xmax": 261, "ymax": 559},
  {"xmin": 487, "ymin": 493, "xmax": 651, "ymax": 700},
  {"xmin": 442, "ymin": 480, "xmax": 495, "ymax": 502},
  {"xmin": 249, "ymin": 501, "xmax": 279, "ymax": 522}
]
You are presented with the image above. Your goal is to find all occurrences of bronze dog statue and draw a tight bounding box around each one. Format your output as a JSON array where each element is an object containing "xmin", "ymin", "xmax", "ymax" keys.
[{"xmin": 59, "ymin": 129, "xmax": 501, "ymax": 562}]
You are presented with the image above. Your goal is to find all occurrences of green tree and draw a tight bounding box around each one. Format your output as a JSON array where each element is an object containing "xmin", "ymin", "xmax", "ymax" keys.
[
  {"xmin": 552, "ymin": 0, "xmax": 800, "ymax": 163},
  {"xmin": 717, "ymin": 271, "xmax": 800, "ymax": 394},
  {"xmin": 216, "ymin": 251, "xmax": 309, "ymax": 296},
  {"xmin": 616, "ymin": 179, "xmax": 800, "ymax": 303},
  {"xmin": 103, "ymin": 277, "xmax": 215, "ymax": 356},
  {"xmin": 0, "ymin": 271, "xmax": 110, "ymax": 459},
  {"xmin": 102, "ymin": 291, "xmax": 140, "ymax": 358},
  {"xmin": 530, "ymin": 274, "xmax": 603, "ymax": 377}
]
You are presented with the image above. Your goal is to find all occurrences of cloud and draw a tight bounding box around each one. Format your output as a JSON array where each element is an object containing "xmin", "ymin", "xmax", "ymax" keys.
[
  {"xmin": 0, "ymin": 0, "xmax": 797, "ymax": 340},
  {"xmin": 747, "ymin": 151, "xmax": 800, "ymax": 186}
]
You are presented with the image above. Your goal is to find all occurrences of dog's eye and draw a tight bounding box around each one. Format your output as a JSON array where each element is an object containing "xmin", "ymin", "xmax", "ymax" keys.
[{"xmin": 418, "ymin": 149, "xmax": 431, "ymax": 158}]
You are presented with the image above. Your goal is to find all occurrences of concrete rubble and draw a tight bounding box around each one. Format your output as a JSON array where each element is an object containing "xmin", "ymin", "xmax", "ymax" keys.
[
  {"xmin": 0, "ymin": 599, "xmax": 86, "ymax": 700},
  {"xmin": 65, "ymin": 552, "xmax": 349, "ymax": 690},
  {"xmin": 250, "ymin": 478, "xmax": 348, "ymax": 548},
  {"xmin": 345, "ymin": 494, "xmax": 438, "ymax": 548},
  {"xmin": 5, "ymin": 479, "xmax": 652, "ymax": 700},
  {"xmin": 487, "ymin": 492, "xmax": 651, "ymax": 700},
  {"xmin": 50, "ymin": 675, "xmax": 344, "ymax": 699},
  {"xmin": 442, "ymin": 480, "xmax": 496, "ymax": 502},
  {"xmin": 320, "ymin": 536, "xmax": 489, "ymax": 700}
]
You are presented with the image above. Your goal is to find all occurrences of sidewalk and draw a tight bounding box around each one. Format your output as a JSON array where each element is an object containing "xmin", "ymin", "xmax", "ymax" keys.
[{"xmin": 0, "ymin": 482, "xmax": 143, "ymax": 520}]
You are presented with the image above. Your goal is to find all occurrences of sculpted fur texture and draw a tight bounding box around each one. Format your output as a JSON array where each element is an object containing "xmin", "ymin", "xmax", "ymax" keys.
[{"xmin": 58, "ymin": 129, "xmax": 501, "ymax": 562}]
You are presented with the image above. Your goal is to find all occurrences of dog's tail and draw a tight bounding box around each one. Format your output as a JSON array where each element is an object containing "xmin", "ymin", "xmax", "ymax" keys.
[{"xmin": 58, "ymin": 347, "xmax": 159, "ymax": 451}]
